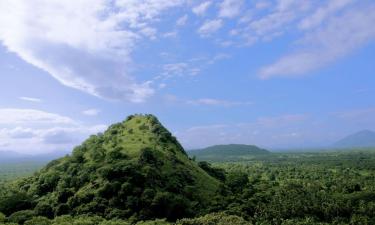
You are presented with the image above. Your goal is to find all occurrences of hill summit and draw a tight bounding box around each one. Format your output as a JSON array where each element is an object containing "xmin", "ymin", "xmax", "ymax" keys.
[{"xmin": 5, "ymin": 114, "xmax": 220, "ymax": 221}]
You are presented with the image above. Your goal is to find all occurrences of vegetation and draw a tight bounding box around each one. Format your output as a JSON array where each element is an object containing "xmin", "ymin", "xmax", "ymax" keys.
[
  {"xmin": 188, "ymin": 144, "xmax": 269, "ymax": 162},
  {"xmin": 0, "ymin": 162, "xmax": 45, "ymax": 182},
  {"xmin": 0, "ymin": 115, "xmax": 219, "ymax": 223},
  {"xmin": 1, "ymin": 115, "xmax": 375, "ymax": 224}
]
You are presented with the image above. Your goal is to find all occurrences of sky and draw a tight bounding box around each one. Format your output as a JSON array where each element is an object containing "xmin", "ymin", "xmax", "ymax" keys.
[{"xmin": 0, "ymin": 0, "xmax": 375, "ymax": 154}]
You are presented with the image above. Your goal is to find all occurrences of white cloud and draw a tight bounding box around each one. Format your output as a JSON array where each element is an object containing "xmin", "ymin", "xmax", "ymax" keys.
[
  {"xmin": 176, "ymin": 14, "xmax": 188, "ymax": 26},
  {"xmin": 82, "ymin": 109, "xmax": 100, "ymax": 116},
  {"xmin": 299, "ymin": 0, "xmax": 354, "ymax": 30},
  {"xmin": 198, "ymin": 19, "xmax": 223, "ymax": 36},
  {"xmin": 0, "ymin": 0, "xmax": 186, "ymax": 102},
  {"xmin": 259, "ymin": 5, "xmax": 375, "ymax": 78},
  {"xmin": 192, "ymin": 1, "xmax": 212, "ymax": 16},
  {"xmin": 162, "ymin": 31, "xmax": 178, "ymax": 38},
  {"xmin": 219, "ymin": 0, "xmax": 244, "ymax": 18},
  {"xmin": 0, "ymin": 108, "xmax": 75, "ymax": 125},
  {"xmin": 19, "ymin": 96, "xmax": 42, "ymax": 103},
  {"xmin": 186, "ymin": 98, "xmax": 252, "ymax": 107},
  {"xmin": 0, "ymin": 108, "xmax": 106, "ymax": 154}
]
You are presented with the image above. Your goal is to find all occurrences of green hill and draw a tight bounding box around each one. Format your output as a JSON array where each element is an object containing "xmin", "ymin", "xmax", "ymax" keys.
[
  {"xmin": 0, "ymin": 114, "xmax": 220, "ymax": 222},
  {"xmin": 189, "ymin": 144, "xmax": 270, "ymax": 162}
]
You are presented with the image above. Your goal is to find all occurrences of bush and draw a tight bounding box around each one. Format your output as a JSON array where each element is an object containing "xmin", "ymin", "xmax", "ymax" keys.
[
  {"xmin": 176, "ymin": 212, "xmax": 251, "ymax": 225},
  {"xmin": 24, "ymin": 216, "xmax": 51, "ymax": 225},
  {"xmin": 0, "ymin": 192, "xmax": 33, "ymax": 216},
  {"xmin": 0, "ymin": 212, "xmax": 5, "ymax": 222},
  {"xmin": 7, "ymin": 210, "xmax": 36, "ymax": 224}
]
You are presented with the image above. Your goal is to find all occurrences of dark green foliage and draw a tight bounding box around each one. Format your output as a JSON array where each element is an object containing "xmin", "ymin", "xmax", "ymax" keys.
[
  {"xmin": 225, "ymin": 172, "xmax": 249, "ymax": 193},
  {"xmin": 0, "ymin": 192, "xmax": 33, "ymax": 216},
  {"xmin": 197, "ymin": 162, "xmax": 226, "ymax": 181},
  {"xmin": 7, "ymin": 210, "xmax": 35, "ymax": 224},
  {"xmin": 176, "ymin": 212, "xmax": 250, "ymax": 225}
]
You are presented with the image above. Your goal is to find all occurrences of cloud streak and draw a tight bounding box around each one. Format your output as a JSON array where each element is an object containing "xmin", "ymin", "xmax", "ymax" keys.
[
  {"xmin": 259, "ymin": 3, "xmax": 375, "ymax": 78},
  {"xmin": 19, "ymin": 97, "xmax": 42, "ymax": 103}
]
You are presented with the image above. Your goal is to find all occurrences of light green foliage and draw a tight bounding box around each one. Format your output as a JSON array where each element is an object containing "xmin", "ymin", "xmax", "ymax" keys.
[
  {"xmin": 135, "ymin": 219, "xmax": 170, "ymax": 225},
  {"xmin": 24, "ymin": 216, "xmax": 51, "ymax": 225},
  {"xmin": 0, "ymin": 213, "xmax": 5, "ymax": 222},
  {"xmin": 176, "ymin": 212, "xmax": 251, "ymax": 225}
]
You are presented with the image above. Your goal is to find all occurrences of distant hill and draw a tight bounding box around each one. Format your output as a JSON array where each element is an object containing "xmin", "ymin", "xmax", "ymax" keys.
[
  {"xmin": 189, "ymin": 144, "xmax": 270, "ymax": 162},
  {"xmin": 334, "ymin": 130, "xmax": 375, "ymax": 148},
  {"xmin": 2, "ymin": 114, "xmax": 220, "ymax": 221}
]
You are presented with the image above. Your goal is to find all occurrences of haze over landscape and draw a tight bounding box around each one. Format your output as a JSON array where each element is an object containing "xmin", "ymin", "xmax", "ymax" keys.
[{"xmin": 1, "ymin": 0, "xmax": 375, "ymax": 155}]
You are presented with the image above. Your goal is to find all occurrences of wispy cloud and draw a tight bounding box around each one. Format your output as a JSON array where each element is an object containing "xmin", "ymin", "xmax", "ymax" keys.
[
  {"xmin": 19, "ymin": 96, "xmax": 42, "ymax": 103},
  {"xmin": 82, "ymin": 108, "xmax": 100, "ymax": 116},
  {"xmin": 176, "ymin": 14, "xmax": 188, "ymax": 26},
  {"xmin": 259, "ymin": 4, "xmax": 375, "ymax": 78},
  {"xmin": 198, "ymin": 19, "xmax": 223, "ymax": 36},
  {"xmin": 186, "ymin": 98, "xmax": 253, "ymax": 107},
  {"xmin": 219, "ymin": 0, "xmax": 244, "ymax": 18},
  {"xmin": 192, "ymin": 1, "xmax": 212, "ymax": 16},
  {"xmin": 0, "ymin": 108, "xmax": 75, "ymax": 125}
]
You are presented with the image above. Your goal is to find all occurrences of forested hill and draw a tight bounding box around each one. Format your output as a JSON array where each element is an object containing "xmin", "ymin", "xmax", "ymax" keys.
[
  {"xmin": 188, "ymin": 144, "xmax": 270, "ymax": 162},
  {"xmin": 0, "ymin": 114, "xmax": 221, "ymax": 222}
]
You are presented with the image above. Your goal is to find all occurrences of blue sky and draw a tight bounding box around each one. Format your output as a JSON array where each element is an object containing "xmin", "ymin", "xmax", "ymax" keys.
[{"xmin": 0, "ymin": 0, "xmax": 375, "ymax": 154}]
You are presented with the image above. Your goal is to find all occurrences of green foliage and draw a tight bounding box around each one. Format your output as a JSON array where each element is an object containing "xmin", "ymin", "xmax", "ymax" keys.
[
  {"xmin": 0, "ymin": 192, "xmax": 33, "ymax": 216},
  {"xmin": 189, "ymin": 144, "xmax": 269, "ymax": 162},
  {"xmin": 7, "ymin": 210, "xmax": 35, "ymax": 224},
  {"xmin": 197, "ymin": 162, "xmax": 226, "ymax": 181},
  {"xmin": 176, "ymin": 212, "xmax": 251, "ymax": 225},
  {"xmin": 0, "ymin": 212, "xmax": 5, "ymax": 222},
  {"xmin": 24, "ymin": 216, "xmax": 51, "ymax": 225},
  {"xmin": 0, "ymin": 114, "xmax": 219, "ymax": 222}
]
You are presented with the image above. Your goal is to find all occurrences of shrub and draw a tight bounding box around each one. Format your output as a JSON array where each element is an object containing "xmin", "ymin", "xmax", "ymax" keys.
[
  {"xmin": 0, "ymin": 212, "xmax": 5, "ymax": 222},
  {"xmin": 24, "ymin": 216, "xmax": 51, "ymax": 225},
  {"xmin": 7, "ymin": 210, "xmax": 36, "ymax": 224},
  {"xmin": 176, "ymin": 212, "xmax": 251, "ymax": 225}
]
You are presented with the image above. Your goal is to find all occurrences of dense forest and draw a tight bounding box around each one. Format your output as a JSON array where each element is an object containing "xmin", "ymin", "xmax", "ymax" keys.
[{"xmin": 1, "ymin": 115, "xmax": 375, "ymax": 225}]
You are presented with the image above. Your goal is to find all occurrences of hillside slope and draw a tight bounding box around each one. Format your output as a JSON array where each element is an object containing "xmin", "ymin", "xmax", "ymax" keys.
[
  {"xmin": 189, "ymin": 144, "xmax": 269, "ymax": 162},
  {"xmin": 334, "ymin": 130, "xmax": 375, "ymax": 148},
  {"xmin": 2, "ymin": 114, "xmax": 220, "ymax": 221}
]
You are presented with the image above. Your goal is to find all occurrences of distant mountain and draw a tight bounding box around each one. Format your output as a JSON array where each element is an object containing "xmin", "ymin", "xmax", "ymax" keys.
[
  {"xmin": 334, "ymin": 130, "xmax": 375, "ymax": 148},
  {"xmin": 189, "ymin": 144, "xmax": 270, "ymax": 162}
]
